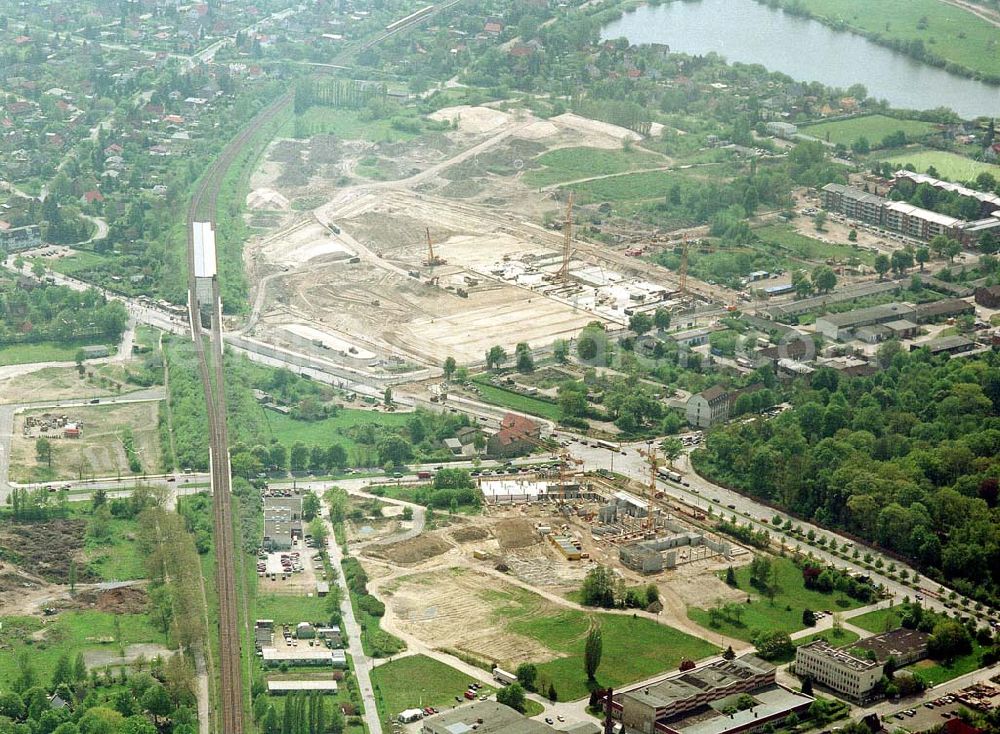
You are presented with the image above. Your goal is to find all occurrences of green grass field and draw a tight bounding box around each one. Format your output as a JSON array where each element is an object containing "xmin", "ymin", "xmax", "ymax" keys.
[
  {"xmin": 471, "ymin": 378, "xmax": 562, "ymax": 421},
  {"xmin": 518, "ymin": 610, "xmax": 718, "ymax": 701},
  {"xmin": 371, "ymin": 655, "xmax": 495, "ymax": 723},
  {"xmin": 32, "ymin": 250, "xmax": 111, "ymax": 278},
  {"xmin": 567, "ymin": 169, "xmax": 682, "ymax": 202},
  {"xmin": 688, "ymin": 557, "xmax": 867, "ymax": 642},
  {"xmin": 799, "ymin": 115, "xmax": 937, "ymax": 147},
  {"xmin": 0, "ymin": 611, "xmax": 164, "ymax": 686},
  {"xmin": 85, "ymin": 517, "xmax": 147, "ymax": 581},
  {"xmin": 756, "ymin": 224, "xmax": 876, "ymax": 265},
  {"xmin": 523, "ymin": 146, "xmax": 666, "ymax": 188},
  {"xmin": 848, "ymin": 607, "xmax": 903, "ymax": 634},
  {"xmin": 264, "ymin": 409, "xmax": 411, "ymax": 453},
  {"xmin": 879, "ymin": 150, "xmax": 1000, "ymax": 181},
  {"xmin": 0, "ymin": 341, "xmax": 111, "ymax": 366},
  {"xmin": 781, "ymin": 0, "xmax": 1000, "ymax": 79},
  {"xmin": 283, "ymin": 107, "xmax": 424, "ymax": 143},
  {"xmin": 257, "ymin": 592, "xmax": 331, "ymax": 625},
  {"xmin": 912, "ymin": 641, "xmax": 989, "ymax": 685}
]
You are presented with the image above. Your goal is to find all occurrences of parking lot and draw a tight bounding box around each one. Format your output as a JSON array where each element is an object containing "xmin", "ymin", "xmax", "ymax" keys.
[
  {"xmin": 258, "ymin": 543, "xmax": 323, "ymax": 594},
  {"xmin": 884, "ymin": 684, "xmax": 1000, "ymax": 732}
]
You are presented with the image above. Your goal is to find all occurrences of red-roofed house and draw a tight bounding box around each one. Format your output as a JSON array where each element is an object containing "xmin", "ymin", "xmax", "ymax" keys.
[
  {"xmin": 82, "ymin": 190, "xmax": 104, "ymax": 205},
  {"xmin": 488, "ymin": 412, "xmax": 541, "ymax": 458},
  {"xmin": 483, "ymin": 18, "xmax": 503, "ymax": 35},
  {"xmin": 14, "ymin": 35, "xmax": 31, "ymax": 45},
  {"xmin": 104, "ymin": 143, "xmax": 123, "ymax": 155}
]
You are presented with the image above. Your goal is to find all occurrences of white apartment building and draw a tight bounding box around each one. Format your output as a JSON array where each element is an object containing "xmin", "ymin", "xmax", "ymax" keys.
[{"xmin": 794, "ymin": 641, "xmax": 883, "ymax": 703}]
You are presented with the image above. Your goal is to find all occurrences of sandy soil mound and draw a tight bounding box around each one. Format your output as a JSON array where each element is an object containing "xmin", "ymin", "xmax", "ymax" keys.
[
  {"xmin": 515, "ymin": 119, "xmax": 559, "ymax": 140},
  {"xmin": 450, "ymin": 526, "xmax": 490, "ymax": 543},
  {"xmin": 550, "ymin": 112, "xmax": 643, "ymax": 143},
  {"xmin": 494, "ymin": 519, "xmax": 539, "ymax": 549},
  {"xmin": 247, "ymin": 188, "xmax": 291, "ymax": 210},
  {"xmin": 428, "ymin": 105, "xmax": 510, "ymax": 134},
  {"xmin": 363, "ymin": 534, "xmax": 451, "ymax": 565}
]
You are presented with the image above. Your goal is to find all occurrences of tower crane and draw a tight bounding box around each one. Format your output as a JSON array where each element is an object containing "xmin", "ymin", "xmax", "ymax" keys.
[
  {"xmin": 557, "ymin": 192, "xmax": 574, "ymax": 281},
  {"xmin": 678, "ymin": 237, "xmax": 689, "ymax": 296}
]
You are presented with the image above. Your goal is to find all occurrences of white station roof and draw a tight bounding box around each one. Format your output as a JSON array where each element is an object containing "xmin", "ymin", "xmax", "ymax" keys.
[{"xmin": 192, "ymin": 221, "xmax": 217, "ymax": 278}]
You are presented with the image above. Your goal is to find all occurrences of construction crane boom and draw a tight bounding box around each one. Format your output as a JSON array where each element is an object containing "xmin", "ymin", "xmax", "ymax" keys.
[
  {"xmin": 557, "ymin": 192, "xmax": 574, "ymax": 281},
  {"xmin": 678, "ymin": 237, "xmax": 689, "ymax": 296},
  {"xmin": 424, "ymin": 227, "xmax": 445, "ymax": 267}
]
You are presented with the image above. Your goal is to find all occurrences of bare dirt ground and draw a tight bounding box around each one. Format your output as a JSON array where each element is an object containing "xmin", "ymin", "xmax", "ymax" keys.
[
  {"xmin": 73, "ymin": 586, "xmax": 149, "ymax": 614},
  {"xmin": 362, "ymin": 534, "xmax": 452, "ymax": 565},
  {"xmin": 84, "ymin": 643, "xmax": 171, "ymax": 669},
  {"xmin": 10, "ymin": 401, "xmax": 163, "ymax": 482},
  {"xmin": 378, "ymin": 566, "xmax": 564, "ymax": 668},
  {"xmin": 0, "ymin": 519, "xmax": 93, "ymax": 584},
  {"xmin": 0, "ymin": 362, "xmax": 150, "ymax": 405},
  {"xmin": 241, "ymin": 104, "xmax": 640, "ymax": 366}
]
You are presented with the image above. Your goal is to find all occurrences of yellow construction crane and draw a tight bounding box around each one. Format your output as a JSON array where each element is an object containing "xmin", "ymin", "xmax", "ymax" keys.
[
  {"xmin": 678, "ymin": 237, "xmax": 689, "ymax": 296},
  {"xmin": 636, "ymin": 444, "xmax": 661, "ymax": 530},
  {"xmin": 424, "ymin": 227, "xmax": 445, "ymax": 267},
  {"xmin": 557, "ymin": 192, "xmax": 574, "ymax": 281}
]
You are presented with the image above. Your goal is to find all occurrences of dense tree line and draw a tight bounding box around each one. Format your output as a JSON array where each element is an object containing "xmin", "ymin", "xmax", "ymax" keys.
[
  {"xmin": 694, "ymin": 352, "xmax": 1000, "ymax": 603},
  {"xmin": 0, "ymin": 279, "xmax": 127, "ymax": 346},
  {"xmin": 0, "ymin": 644, "xmax": 198, "ymax": 734}
]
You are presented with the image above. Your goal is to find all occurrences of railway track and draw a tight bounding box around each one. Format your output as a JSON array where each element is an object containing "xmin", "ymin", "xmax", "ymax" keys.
[{"xmin": 186, "ymin": 91, "xmax": 293, "ymax": 734}]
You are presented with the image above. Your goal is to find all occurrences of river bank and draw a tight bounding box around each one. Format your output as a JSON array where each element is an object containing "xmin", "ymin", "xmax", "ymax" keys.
[{"xmin": 754, "ymin": 0, "xmax": 1000, "ymax": 87}]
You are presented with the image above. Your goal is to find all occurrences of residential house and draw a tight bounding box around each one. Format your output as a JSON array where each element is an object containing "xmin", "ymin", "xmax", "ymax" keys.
[
  {"xmin": 685, "ymin": 385, "xmax": 729, "ymax": 428},
  {"xmin": 487, "ymin": 413, "xmax": 540, "ymax": 458}
]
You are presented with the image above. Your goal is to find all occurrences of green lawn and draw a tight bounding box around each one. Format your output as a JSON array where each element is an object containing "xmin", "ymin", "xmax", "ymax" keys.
[
  {"xmin": 33, "ymin": 249, "xmax": 111, "ymax": 278},
  {"xmin": 688, "ymin": 557, "xmax": 867, "ymax": 642},
  {"xmin": 799, "ymin": 116, "xmax": 937, "ymax": 147},
  {"xmin": 911, "ymin": 641, "xmax": 988, "ymax": 685},
  {"xmin": 878, "ymin": 150, "xmax": 1000, "ymax": 181},
  {"xmin": 257, "ymin": 592, "xmax": 331, "ymax": 626},
  {"xmin": 518, "ymin": 610, "xmax": 718, "ymax": 701},
  {"xmin": 777, "ymin": 0, "xmax": 1000, "ymax": 79},
  {"xmin": 567, "ymin": 169, "xmax": 684, "ymax": 202},
  {"xmin": 829, "ymin": 605, "xmax": 985, "ymax": 685},
  {"xmin": 85, "ymin": 517, "xmax": 146, "ymax": 581},
  {"xmin": 848, "ymin": 607, "xmax": 903, "ymax": 634},
  {"xmin": 0, "ymin": 341, "xmax": 112, "ymax": 366},
  {"xmin": 523, "ymin": 146, "xmax": 666, "ymax": 188},
  {"xmin": 756, "ymin": 224, "xmax": 876, "ymax": 265},
  {"xmin": 0, "ymin": 611, "xmax": 165, "ymax": 686},
  {"xmin": 471, "ymin": 378, "xmax": 562, "ymax": 421},
  {"xmin": 283, "ymin": 107, "xmax": 424, "ymax": 143},
  {"xmin": 371, "ymin": 655, "xmax": 495, "ymax": 723},
  {"xmin": 264, "ymin": 409, "xmax": 411, "ymax": 454}
]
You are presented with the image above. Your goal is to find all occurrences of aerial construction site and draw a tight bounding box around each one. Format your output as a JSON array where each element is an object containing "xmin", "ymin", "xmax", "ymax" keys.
[{"xmin": 241, "ymin": 104, "xmax": 714, "ymax": 371}]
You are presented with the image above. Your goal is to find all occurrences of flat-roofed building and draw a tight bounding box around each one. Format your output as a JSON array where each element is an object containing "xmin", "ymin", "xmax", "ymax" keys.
[
  {"xmin": 667, "ymin": 686, "xmax": 814, "ymax": 734},
  {"xmin": 911, "ymin": 335, "xmax": 977, "ymax": 356},
  {"xmin": 263, "ymin": 495, "xmax": 303, "ymax": 551},
  {"xmin": 814, "ymin": 303, "xmax": 915, "ymax": 341},
  {"xmin": 794, "ymin": 640, "xmax": 883, "ymax": 703},
  {"xmin": 614, "ymin": 655, "xmax": 776, "ymax": 734},
  {"xmin": 853, "ymin": 628, "xmax": 930, "ymax": 667},
  {"xmin": 267, "ymin": 680, "xmax": 338, "ymax": 695},
  {"xmin": 261, "ymin": 648, "xmax": 336, "ymax": 667},
  {"xmin": 422, "ymin": 702, "xmax": 554, "ymax": 734}
]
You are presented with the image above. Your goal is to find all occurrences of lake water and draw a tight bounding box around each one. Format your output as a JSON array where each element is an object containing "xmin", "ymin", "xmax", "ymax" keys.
[{"xmin": 601, "ymin": 0, "xmax": 1000, "ymax": 119}]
